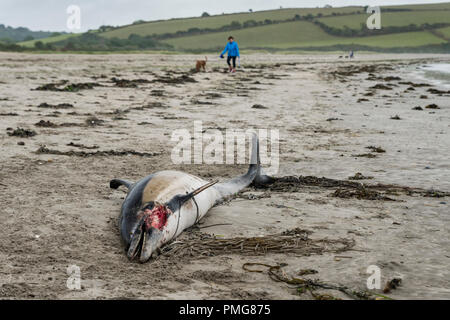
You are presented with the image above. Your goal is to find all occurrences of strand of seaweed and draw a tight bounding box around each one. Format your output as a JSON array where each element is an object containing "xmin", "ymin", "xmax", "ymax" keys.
[
  {"xmin": 258, "ymin": 176, "xmax": 449, "ymax": 199},
  {"xmin": 242, "ymin": 263, "xmax": 390, "ymax": 300},
  {"xmin": 159, "ymin": 228, "xmax": 355, "ymax": 259},
  {"xmin": 35, "ymin": 146, "xmax": 160, "ymax": 158}
]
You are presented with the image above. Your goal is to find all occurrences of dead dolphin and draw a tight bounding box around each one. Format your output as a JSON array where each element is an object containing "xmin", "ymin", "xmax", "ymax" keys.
[{"xmin": 110, "ymin": 134, "xmax": 272, "ymax": 262}]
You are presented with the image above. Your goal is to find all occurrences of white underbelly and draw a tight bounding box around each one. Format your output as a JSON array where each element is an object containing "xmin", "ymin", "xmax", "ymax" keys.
[{"xmin": 142, "ymin": 171, "xmax": 220, "ymax": 240}]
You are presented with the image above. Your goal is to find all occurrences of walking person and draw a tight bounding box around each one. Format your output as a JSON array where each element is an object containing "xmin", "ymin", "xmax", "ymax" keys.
[{"xmin": 220, "ymin": 36, "xmax": 240, "ymax": 73}]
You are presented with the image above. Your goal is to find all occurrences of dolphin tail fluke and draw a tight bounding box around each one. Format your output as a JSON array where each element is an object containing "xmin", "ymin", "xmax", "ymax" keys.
[
  {"xmin": 253, "ymin": 165, "xmax": 276, "ymax": 187},
  {"xmin": 110, "ymin": 179, "xmax": 134, "ymax": 190},
  {"xmin": 214, "ymin": 133, "xmax": 273, "ymax": 199}
]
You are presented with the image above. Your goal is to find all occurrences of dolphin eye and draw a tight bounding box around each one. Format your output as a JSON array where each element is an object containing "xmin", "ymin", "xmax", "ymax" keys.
[{"xmin": 141, "ymin": 202, "xmax": 155, "ymax": 211}]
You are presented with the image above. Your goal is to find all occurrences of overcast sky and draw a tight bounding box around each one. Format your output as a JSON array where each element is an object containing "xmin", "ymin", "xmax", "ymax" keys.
[{"xmin": 0, "ymin": 0, "xmax": 447, "ymax": 32}]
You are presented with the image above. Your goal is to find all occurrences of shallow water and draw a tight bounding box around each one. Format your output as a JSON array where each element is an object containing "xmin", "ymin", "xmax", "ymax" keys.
[{"xmin": 413, "ymin": 63, "xmax": 450, "ymax": 88}]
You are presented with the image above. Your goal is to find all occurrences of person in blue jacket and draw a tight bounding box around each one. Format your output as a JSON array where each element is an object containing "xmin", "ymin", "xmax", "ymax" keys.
[{"xmin": 220, "ymin": 36, "xmax": 240, "ymax": 73}]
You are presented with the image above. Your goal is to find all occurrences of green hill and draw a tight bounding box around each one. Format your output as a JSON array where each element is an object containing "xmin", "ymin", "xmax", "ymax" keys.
[
  {"xmin": 14, "ymin": 2, "xmax": 450, "ymax": 53},
  {"xmin": 163, "ymin": 22, "xmax": 445, "ymax": 51},
  {"xmin": 0, "ymin": 24, "xmax": 59, "ymax": 42},
  {"xmin": 438, "ymin": 26, "xmax": 450, "ymax": 38},
  {"xmin": 385, "ymin": 2, "xmax": 450, "ymax": 10},
  {"xmin": 317, "ymin": 10, "xmax": 450, "ymax": 30},
  {"xmin": 19, "ymin": 33, "xmax": 79, "ymax": 48},
  {"xmin": 100, "ymin": 7, "xmax": 363, "ymax": 39},
  {"xmin": 163, "ymin": 21, "xmax": 335, "ymax": 50}
]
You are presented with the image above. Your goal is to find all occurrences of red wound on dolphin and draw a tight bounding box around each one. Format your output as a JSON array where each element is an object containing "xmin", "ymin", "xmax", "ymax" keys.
[{"xmin": 143, "ymin": 205, "xmax": 170, "ymax": 231}]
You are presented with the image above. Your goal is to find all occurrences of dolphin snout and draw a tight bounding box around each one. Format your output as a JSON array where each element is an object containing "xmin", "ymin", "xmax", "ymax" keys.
[
  {"xmin": 139, "ymin": 228, "xmax": 163, "ymax": 263},
  {"xmin": 127, "ymin": 216, "xmax": 164, "ymax": 263}
]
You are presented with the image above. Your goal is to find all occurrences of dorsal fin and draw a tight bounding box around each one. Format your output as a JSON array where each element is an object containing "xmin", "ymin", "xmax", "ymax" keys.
[
  {"xmin": 214, "ymin": 133, "xmax": 261, "ymax": 198},
  {"xmin": 110, "ymin": 179, "xmax": 134, "ymax": 190}
]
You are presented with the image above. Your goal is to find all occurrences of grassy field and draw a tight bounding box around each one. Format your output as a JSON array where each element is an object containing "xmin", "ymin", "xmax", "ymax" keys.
[
  {"xmin": 19, "ymin": 33, "xmax": 81, "ymax": 48},
  {"xmin": 100, "ymin": 7, "xmax": 363, "ymax": 39},
  {"xmin": 308, "ymin": 31, "xmax": 446, "ymax": 48},
  {"xmin": 317, "ymin": 10, "xmax": 450, "ymax": 30},
  {"xmin": 385, "ymin": 2, "xmax": 450, "ymax": 11},
  {"xmin": 163, "ymin": 21, "xmax": 446, "ymax": 50},
  {"xmin": 436, "ymin": 26, "xmax": 450, "ymax": 39},
  {"xmin": 163, "ymin": 21, "xmax": 334, "ymax": 50}
]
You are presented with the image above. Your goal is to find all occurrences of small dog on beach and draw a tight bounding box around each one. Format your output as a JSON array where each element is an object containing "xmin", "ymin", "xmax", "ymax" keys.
[{"xmin": 196, "ymin": 56, "xmax": 207, "ymax": 72}]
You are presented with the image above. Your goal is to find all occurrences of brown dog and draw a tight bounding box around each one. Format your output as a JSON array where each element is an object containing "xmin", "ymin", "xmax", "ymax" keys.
[{"xmin": 196, "ymin": 56, "xmax": 207, "ymax": 72}]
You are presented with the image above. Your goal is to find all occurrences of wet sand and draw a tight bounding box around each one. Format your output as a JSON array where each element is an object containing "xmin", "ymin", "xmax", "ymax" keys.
[{"xmin": 0, "ymin": 52, "xmax": 449, "ymax": 299}]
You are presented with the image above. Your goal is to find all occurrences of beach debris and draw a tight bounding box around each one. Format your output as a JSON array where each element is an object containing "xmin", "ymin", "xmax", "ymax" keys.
[
  {"xmin": 191, "ymin": 99, "xmax": 216, "ymax": 105},
  {"xmin": 159, "ymin": 228, "xmax": 354, "ymax": 258},
  {"xmin": 202, "ymin": 92, "xmax": 223, "ymax": 99},
  {"xmin": 91, "ymin": 74, "xmax": 107, "ymax": 80},
  {"xmin": 34, "ymin": 81, "xmax": 100, "ymax": 92},
  {"xmin": 215, "ymin": 191, "xmax": 271, "ymax": 207},
  {"xmin": 383, "ymin": 278, "xmax": 402, "ymax": 293},
  {"xmin": 255, "ymin": 175, "xmax": 450, "ymax": 199},
  {"xmin": 66, "ymin": 142, "xmax": 99, "ymax": 150},
  {"xmin": 151, "ymin": 89, "xmax": 165, "ymax": 96},
  {"xmin": 383, "ymin": 76, "xmax": 402, "ymax": 81},
  {"xmin": 35, "ymin": 146, "xmax": 160, "ymax": 158},
  {"xmin": 297, "ymin": 269, "xmax": 319, "ymax": 276},
  {"xmin": 348, "ymin": 173, "xmax": 373, "ymax": 180},
  {"xmin": 390, "ymin": 115, "xmax": 401, "ymax": 120},
  {"xmin": 367, "ymin": 146, "xmax": 386, "ymax": 153},
  {"xmin": 85, "ymin": 116, "xmax": 104, "ymax": 126},
  {"xmin": 251, "ymin": 104, "xmax": 268, "ymax": 109},
  {"xmin": 353, "ymin": 153, "xmax": 377, "ymax": 158},
  {"xmin": 111, "ymin": 77, "xmax": 150, "ymax": 88},
  {"xmin": 367, "ymin": 75, "xmax": 401, "ymax": 82},
  {"xmin": 0, "ymin": 112, "xmax": 18, "ymax": 116},
  {"xmin": 423, "ymin": 189, "xmax": 449, "ymax": 198},
  {"xmin": 35, "ymin": 120, "xmax": 57, "ymax": 128},
  {"xmin": 37, "ymin": 102, "xmax": 74, "ymax": 109},
  {"xmin": 242, "ymin": 262, "xmax": 380, "ymax": 300},
  {"xmin": 399, "ymin": 81, "xmax": 430, "ymax": 87},
  {"xmin": 152, "ymin": 74, "xmax": 197, "ymax": 85},
  {"xmin": 332, "ymin": 188, "xmax": 396, "ymax": 201},
  {"xmin": 7, "ymin": 127, "xmax": 36, "ymax": 137},
  {"xmin": 371, "ymin": 84, "xmax": 392, "ymax": 90},
  {"xmin": 427, "ymin": 88, "xmax": 450, "ymax": 95},
  {"xmin": 328, "ymin": 64, "xmax": 394, "ymax": 79},
  {"xmin": 97, "ymin": 102, "xmax": 168, "ymax": 118}
]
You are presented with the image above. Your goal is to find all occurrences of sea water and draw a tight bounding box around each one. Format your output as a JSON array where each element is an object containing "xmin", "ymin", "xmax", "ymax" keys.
[{"xmin": 412, "ymin": 63, "xmax": 450, "ymax": 88}]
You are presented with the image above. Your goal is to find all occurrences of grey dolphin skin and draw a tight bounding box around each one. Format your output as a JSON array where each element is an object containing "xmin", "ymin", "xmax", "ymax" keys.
[{"xmin": 110, "ymin": 134, "xmax": 273, "ymax": 263}]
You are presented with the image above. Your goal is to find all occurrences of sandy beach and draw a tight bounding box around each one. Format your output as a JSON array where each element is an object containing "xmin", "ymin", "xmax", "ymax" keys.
[{"xmin": 0, "ymin": 52, "xmax": 449, "ymax": 299}]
